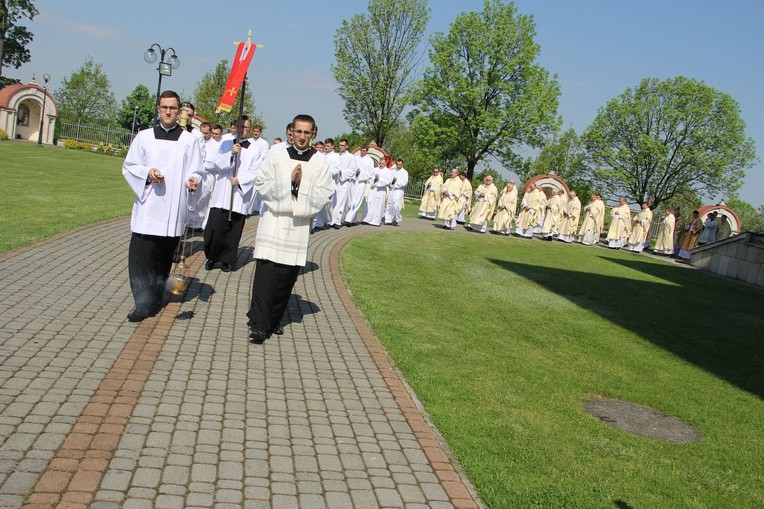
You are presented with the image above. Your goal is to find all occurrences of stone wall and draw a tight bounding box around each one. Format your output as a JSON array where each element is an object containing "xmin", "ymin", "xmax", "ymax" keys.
[{"xmin": 691, "ymin": 233, "xmax": 764, "ymax": 287}]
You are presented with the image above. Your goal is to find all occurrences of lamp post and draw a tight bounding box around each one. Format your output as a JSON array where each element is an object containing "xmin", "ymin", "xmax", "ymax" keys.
[
  {"xmin": 131, "ymin": 105, "xmax": 139, "ymax": 134},
  {"xmin": 37, "ymin": 73, "xmax": 50, "ymax": 145},
  {"xmin": 143, "ymin": 44, "xmax": 180, "ymax": 124}
]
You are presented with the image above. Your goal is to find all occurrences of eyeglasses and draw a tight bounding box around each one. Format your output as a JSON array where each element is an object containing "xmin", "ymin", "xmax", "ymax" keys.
[{"xmin": 158, "ymin": 105, "xmax": 179, "ymax": 111}]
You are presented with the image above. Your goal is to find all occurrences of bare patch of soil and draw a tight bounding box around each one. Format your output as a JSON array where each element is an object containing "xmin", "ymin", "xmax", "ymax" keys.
[{"xmin": 585, "ymin": 397, "xmax": 701, "ymax": 444}]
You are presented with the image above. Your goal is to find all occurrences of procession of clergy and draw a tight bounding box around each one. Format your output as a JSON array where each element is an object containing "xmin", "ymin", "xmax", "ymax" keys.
[
  {"xmin": 179, "ymin": 102, "xmax": 728, "ymax": 271},
  {"xmin": 181, "ymin": 107, "xmax": 411, "ymax": 274},
  {"xmin": 416, "ymin": 167, "xmax": 733, "ymax": 259},
  {"xmin": 123, "ymin": 94, "xmax": 733, "ymax": 330}
]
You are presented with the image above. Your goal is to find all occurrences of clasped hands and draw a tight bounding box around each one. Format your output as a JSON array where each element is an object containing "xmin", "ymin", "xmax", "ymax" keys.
[{"xmin": 291, "ymin": 164, "xmax": 302, "ymax": 186}]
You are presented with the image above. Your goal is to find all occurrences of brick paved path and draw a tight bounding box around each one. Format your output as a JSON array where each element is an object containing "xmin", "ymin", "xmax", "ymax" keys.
[{"xmin": 0, "ymin": 217, "xmax": 480, "ymax": 509}]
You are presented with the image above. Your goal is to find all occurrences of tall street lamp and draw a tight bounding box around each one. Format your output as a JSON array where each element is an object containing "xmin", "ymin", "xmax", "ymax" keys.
[
  {"xmin": 37, "ymin": 73, "xmax": 51, "ymax": 145},
  {"xmin": 143, "ymin": 44, "xmax": 180, "ymax": 124},
  {"xmin": 132, "ymin": 105, "xmax": 139, "ymax": 134}
]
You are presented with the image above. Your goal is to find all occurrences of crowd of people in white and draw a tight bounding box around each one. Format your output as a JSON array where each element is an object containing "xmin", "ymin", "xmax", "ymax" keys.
[{"xmin": 181, "ymin": 107, "xmax": 411, "ymax": 271}]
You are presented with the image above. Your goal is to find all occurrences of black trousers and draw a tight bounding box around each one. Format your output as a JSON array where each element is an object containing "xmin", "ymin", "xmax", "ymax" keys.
[
  {"xmin": 128, "ymin": 233, "xmax": 179, "ymax": 311},
  {"xmin": 247, "ymin": 259, "xmax": 300, "ymax": 334},
  {"xmin": 203, "ymin": 207, "xmax": 246, "ymax": 266}
]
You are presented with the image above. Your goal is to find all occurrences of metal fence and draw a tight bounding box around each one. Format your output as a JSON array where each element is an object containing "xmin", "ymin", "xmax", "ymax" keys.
[
  {"xmin": 56, "ymin": 120, "xmax": 133, "ymax": 147},
  {"xmin": 404, "ymin": 180, "xmax": 426, "ymax": 201}
]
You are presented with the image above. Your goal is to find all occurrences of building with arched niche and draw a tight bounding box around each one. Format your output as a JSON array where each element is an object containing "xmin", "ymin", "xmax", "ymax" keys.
[
  {"xmin": 523, "ymin": 173, "xmax": 571, "ymax": 198},
  {"xmin": 696, "ymin": 203, "xmax": 741, "ymax": 236},
  {"xmin": 0, "ymin": 76, "xmax": 58, "ymax": 144}
]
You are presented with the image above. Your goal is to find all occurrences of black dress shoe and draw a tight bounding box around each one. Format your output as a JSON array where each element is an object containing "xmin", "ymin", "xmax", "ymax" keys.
[
  {"xmin": 221, "ymin": 263, "xmax": 231, "ymax": 272},
  {"xmin": 249, "ymin": 328, "xmax": 268, "ymax": 344},
  {"xmin": 127, "ymin": 306, "xmax": 158, "ymax": 322},
  {"xmin": 332, "ymin": 224, "xmax": 341, "ymax": 230},
  {"xmin": 272, "ymin": 325, "xmax": 284, "ymax": 336},
  {"xmin": 205, "ymin": 260, "xmax": 214, "ymax": 270}
]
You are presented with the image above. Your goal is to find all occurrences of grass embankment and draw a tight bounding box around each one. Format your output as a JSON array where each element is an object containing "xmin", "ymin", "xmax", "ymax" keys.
[
  {"xmin": 342, "ymin": 231, "xmax": 763, "ymax": 508},
  {"xmin": 0, "ymin": 142, "xmax": 131, "ymax": 254}
]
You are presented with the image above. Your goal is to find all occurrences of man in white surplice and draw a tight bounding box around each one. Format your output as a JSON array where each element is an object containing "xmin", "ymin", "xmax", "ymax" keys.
[
  {"xmin": 344, "ymin": 143, "xmax": 375, "ymax": 225},
  {"xmin": 329, "ymin": 138, "xmax": 357, "ymax": 228},
  {"xmin": 384, "ymin": 158, "xmax": 409, "ymax": 226},
  {"xmin": 203, "ymin": 117, "xmax": 265, "ymax": 272},
  {"xmin": 362, "ymin": 161, "xmax": 392, "ymax": 226},
  {"xmin": 246, "ymin": 114, "xmax": 334, "ymax": 344},
  {"xmin": 122, "ymin": 90, "xmax": 204, "ymax": 322}
]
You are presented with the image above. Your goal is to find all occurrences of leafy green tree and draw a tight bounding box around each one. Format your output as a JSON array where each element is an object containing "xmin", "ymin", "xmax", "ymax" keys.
[
  {"xmin": 0, "ymin": 0, "xmax": 38, "ymax": 81},
  {"xmin": 192, "ymin": 59, "xmax": 258, "ymax": 128},
  {"xmin": 408, "ymin": 113, "xmax": 464, "ymax": 171},
  {"xmin": 332, "ymin": 132, "xmax": 365, "ymax": 150},
  {"xmin": 385, "ymin": 115, "xmax": 457, "ymax": 182},
  {"xmin": 383, "ymin": 122, "xmax": 424, "ymax": 181},
  {"xmin": 114, "ymin": 84, "xmax": 155, "ymax": 132},
  {"xmin": 582, "ymin": 76, "xmax": 758, "ymax": 210},
  {"xmin": 663, "ymin": 186, "xmax": 702, "ymax": 221},
  {"xmin": 55, "ymin": 57, "xmax": 116, "ymax": 125},
  {"xmin": 413, "ymin": 0, "xmax": 560, "ymax": 180},
  {"xmin": 528, "ymin": 127, "xmax": 593, "ymax": 199},
  {"xmin": 332, "ymin": 0, "xmax": 429, "ymax": 147},
  {"xmin": 727, "ymin": 198, "xmax": 764, "ymax": 234}
]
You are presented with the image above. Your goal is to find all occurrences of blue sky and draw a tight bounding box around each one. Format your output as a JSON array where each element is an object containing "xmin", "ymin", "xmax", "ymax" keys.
[{"xmin": 13, "ymin": 0, "xmax": 763, "ymax": 206}]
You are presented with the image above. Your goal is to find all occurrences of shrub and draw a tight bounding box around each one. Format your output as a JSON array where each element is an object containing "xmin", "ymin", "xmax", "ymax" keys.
[
  {"xmin": 0, "ymin": 129, "xmax": 8, "ymax": 141},
  {"xmin": 62, "ymin": 138, "xmax": 127, "ymax": 158},
  {"xmin": 63, "ymin": 139, "xmax": 95, "ymax": 151}
]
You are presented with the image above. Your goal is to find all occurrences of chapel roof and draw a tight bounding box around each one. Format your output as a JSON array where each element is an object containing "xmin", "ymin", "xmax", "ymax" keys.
[{"xmin": 0, "ymin": 82, "xmax": 54, "ymax": 109}]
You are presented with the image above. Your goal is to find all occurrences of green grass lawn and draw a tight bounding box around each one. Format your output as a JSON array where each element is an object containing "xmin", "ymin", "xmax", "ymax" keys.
[
  {"xmin": 341, "ymin": 231, "xmax": 763, "ymax": 508},
  {"xmin": 0, "ymin": 141, "xmax": 132, "ymax": 254}
]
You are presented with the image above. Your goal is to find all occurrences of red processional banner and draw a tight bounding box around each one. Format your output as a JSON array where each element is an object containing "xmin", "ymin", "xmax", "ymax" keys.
[{"xmin": 215, "ymin": 41, "xmax": 256, "ymax": 113}]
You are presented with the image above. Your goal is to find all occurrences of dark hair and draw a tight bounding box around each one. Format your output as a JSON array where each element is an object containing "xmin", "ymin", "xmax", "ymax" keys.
[
  {"xmin": 200, "ymin": 121, "xmax": 211, "ymax": 129},
  {"xmin": 290, "ymin": 114, "xmax": 315, "ymax": 131},
  {"xmin": 180, "ymin": 101, "xmax": 195, "ymax": 110},
  {"xmin": 213, "ymin": 124, "xmax": 223, "ymax": 131},
  {"xmin": 324, "ymin": 137, "xmax": 335, "ymax": 145},
  {"xmin": 159, "ymin": 90, "xmax": 180, "ymax": 103}
]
